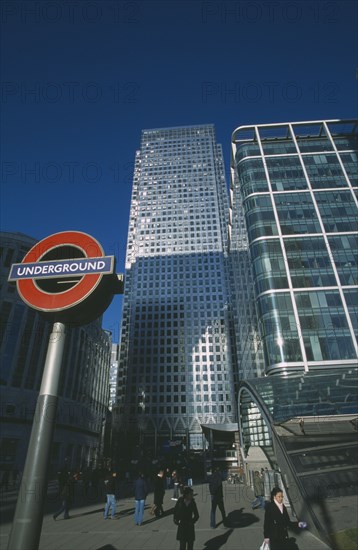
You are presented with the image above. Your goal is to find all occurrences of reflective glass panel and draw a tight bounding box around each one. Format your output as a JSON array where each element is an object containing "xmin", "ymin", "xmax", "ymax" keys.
[
  {"xmin": 284, "ymin": 237, "xmax": 336, "ymax": 287},
  {"xmin": 275, "ymin": 193, "xmax": 321, "ymax": 235},
  {"xmin": 303, "ymin": 154, "xmax": 348, "ymax": 189},
  {"xmin": 266, "ymin": 156, "xmax": 307, "ymax": 191},
  {"xmin": 314, "ymin": 190, "xmax": 358, "ymax": 233}
]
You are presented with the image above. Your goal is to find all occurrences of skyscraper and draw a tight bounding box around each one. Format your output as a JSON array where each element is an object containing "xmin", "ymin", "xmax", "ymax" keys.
[
  {"xmin": 116, "ymin": 125, "xmax": 236, "ymax": 454},
  {"xmin": 230, "ymin": 119, "xmax": 358, "ymax": 376},
  {"xmin": 109, "ymin": 344, "xmax": 119, "ymax": 411}
]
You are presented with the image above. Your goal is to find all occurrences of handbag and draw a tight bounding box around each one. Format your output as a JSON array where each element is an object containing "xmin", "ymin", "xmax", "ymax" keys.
[{"xmin": 259, "ymin": 542, "xmax": 270, "ymax": 550}]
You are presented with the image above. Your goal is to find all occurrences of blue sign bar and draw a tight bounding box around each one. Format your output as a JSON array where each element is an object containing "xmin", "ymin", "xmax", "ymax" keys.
[{"xmin": 8, "ymin": 256, "xmax": 114, "ymax": 281}]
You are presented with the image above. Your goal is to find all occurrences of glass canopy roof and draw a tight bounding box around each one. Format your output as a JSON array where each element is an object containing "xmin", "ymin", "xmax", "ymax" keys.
[{"xmin": 239, "ymin": 367, "xmax": 358, "ymax": 424}]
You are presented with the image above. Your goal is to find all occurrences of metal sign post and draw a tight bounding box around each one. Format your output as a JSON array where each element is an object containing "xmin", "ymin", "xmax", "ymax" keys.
[
  {"xmin": 6, "ymin": 231, "xmax": 124, "ymax": 550},
  {"xmin": 7, "ymin": 322, "xmax": 66, "ymax": 550}
]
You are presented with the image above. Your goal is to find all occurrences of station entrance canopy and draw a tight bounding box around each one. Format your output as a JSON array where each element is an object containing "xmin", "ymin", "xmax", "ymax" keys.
[
  {"xmin": 201, "ymin": 423, "xmax": 238, "ymax": 434},
  {"xmin": 238, "ymin": 367, "xmax": 358, "ymax": 454},
  {"xmin": 238, "ymin": 367, "xmax": 358, "ymax": 544}
]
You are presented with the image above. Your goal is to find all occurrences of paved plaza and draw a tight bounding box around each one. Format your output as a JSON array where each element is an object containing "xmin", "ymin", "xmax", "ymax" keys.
[{"xmin": 0, "ymin": 480, "xmax": 331, "ymax": 550}]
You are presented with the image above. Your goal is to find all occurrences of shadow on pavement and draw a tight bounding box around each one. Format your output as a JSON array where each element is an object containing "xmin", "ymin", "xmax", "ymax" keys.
[
  {"xmin": 71, "ymin": 507, "xmax": 104, "ymax": 518},
  {"xmin": 225, "ymin": 508, "xmax": 260, "ymax": 528},
  {"xmin": 116, "ymin": 506, "xmax": 135, "ymax": 516},
  {"xmin": 161, "ymin": 506, "xmax": 175, "ymax": 517},
  {"xmin": 95, "ymin": 546, "xmax": 118, "ymax": 550},
  {"xmin": 202, "ymin": 528, "xmax": 234, "ymax": 549},
  {"xmin": 141, "ymin": 506, "xmax": 175, "ymax": 526}
]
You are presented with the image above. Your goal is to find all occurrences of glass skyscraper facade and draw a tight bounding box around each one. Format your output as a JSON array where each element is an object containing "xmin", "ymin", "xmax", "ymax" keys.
[
  {"xmin": 109, "ymin": 344, "xmax": 119, "ymax": 411},
  {"xmin": 230, "ymin": 119, "xmax": 358, "ymax": 376},
  {"xmin": 116, "ymin": 125, "xmax": 236, "ymax": 452},
  {"xmin": 228, "ymin": 165, "xmax": 266, "ymax": 381}
]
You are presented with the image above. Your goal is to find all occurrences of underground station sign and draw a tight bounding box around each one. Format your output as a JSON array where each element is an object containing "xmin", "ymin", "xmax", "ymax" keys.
[{"xmin": 8, "ymin": 230, "xmax": 123, "ymax": 325}]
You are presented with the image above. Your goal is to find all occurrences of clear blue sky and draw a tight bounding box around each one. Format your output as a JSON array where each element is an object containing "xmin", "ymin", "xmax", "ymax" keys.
[{"xmin": 1, "ymin": 0, "xmax": 357, "ymax": 342}]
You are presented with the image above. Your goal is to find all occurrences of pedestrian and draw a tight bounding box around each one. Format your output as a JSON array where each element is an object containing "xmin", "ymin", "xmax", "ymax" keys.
[
  {"xmin": 153, "ymin": 469, "xmax": 165, "ymax": 517},
  {"xmin": 104, "ymin": 471, "xmax": 117, "ymax": 519},
  {"xmin": 187, "ymin": 467, "xmax": 193, "ymax": 487},
  {"xmin": 57, "ymin": 468, "xmax": 69, "ymax": 495},
  {"xmin": 252, "ymin": 470, "xmax": 265, "ymax": 509},
  {"xmin": 238, "ymin": 466, "xmax": 244, "ymax": 483},
  {"xmin": 133, "ymin": 471, "xmax": 148, "ymax": 526},
  {"xmin": 165, "ymin": 467, "xmax": 172, "ymax": 489},
  {"xmin": 209, "ymin": 467, "xmax": 226, "ymax": 528},
  {"xmin": 264, "ymin": 487, "xmax": 307, "ymax": 550},
  {"xmin": 173, "ymin": 486, "xmax": 199, "ymax": 550},
  {"xmin": 53, "ymin": 475, "xmax": 74, "ymax": 520},
  {"xmin": 299, "ymin": 418, "xmax": 306, "ymax": 435},
  {"xmin": 172, "ymin": 470, "xmax": 180, "ymax": 500}
]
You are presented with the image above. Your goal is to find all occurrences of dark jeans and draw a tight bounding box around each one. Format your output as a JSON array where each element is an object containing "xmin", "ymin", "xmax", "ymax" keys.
[
  {"xmin": 179, "ymin": 541, "xmax": 194, "ymax": 550},
  {"xmin": 210, "ymin": 495, "xmax": 226, "ymax": 528},
  {"xmin": 154, "ymin": 502, "xmax": 163, "ymax": 517},
  {"xmin": 54, "ymin": 498, "xmax": 70, "ymax": 519}
]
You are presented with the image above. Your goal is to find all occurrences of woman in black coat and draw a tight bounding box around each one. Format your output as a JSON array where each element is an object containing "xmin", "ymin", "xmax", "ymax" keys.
[
  {"xmin": 173, "ymin": 486, "xmax": 199, "ymax": 550},
  {"xmin": 153, "ymin": 469, "xmax": 165, "ymax": 517},
  {"xmin": 264, "ymin": 487, "xmax": 299, "ymax": 550}
]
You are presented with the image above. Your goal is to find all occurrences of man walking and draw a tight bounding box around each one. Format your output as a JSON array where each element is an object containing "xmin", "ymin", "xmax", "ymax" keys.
[
  {"xmin": 154, "ymin": 469, "xmax": 165, "ymax": 517},
  {"xmin": 209, "ymin": 468, "xmax": 226, "ymax": 529},
  {"xmin": 252, "ymin": 470, "xmax": 265, "ymax": 509},
  {"xmin": 171, "ymin": 469, "xmax": 180, "ymax": 500},
  {"xmin": 134, "ymin": 471, "xmax": 148, "ymax": 526},
  {"xmin": 104, "ymin": 471, "xmax": 117, "ymax": 519},
  {"xmin": 53, "ymin": 474, "xmax": 74, "ymax": 520}
]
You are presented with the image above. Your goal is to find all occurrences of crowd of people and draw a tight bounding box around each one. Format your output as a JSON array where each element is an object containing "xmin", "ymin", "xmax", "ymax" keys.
[
  {"xmin": 49, "ymin": 464, "xmax": 307, "ymax": 550},
  {"xmin": 51, "ymin": 463, "xmax": 197, "ymax": 522}
]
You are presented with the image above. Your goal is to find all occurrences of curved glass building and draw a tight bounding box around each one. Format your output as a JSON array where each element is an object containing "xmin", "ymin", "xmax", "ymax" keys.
[
  {"xmin": 230, "ymin": 120, "xmax": 358, "ymax": 545},
  {"xmin": 230, "ymin": 119, "xmax": 358, "ymax": 376},
  {"xmin": 238, "ymin": 367, "xmax": 358, "ymax": 544}
]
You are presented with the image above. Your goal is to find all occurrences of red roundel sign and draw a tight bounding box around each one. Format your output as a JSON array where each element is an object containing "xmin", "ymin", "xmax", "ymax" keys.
[{"xmin": 12, "ymin": 231, "xmax": 122, "ymax": 325}]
